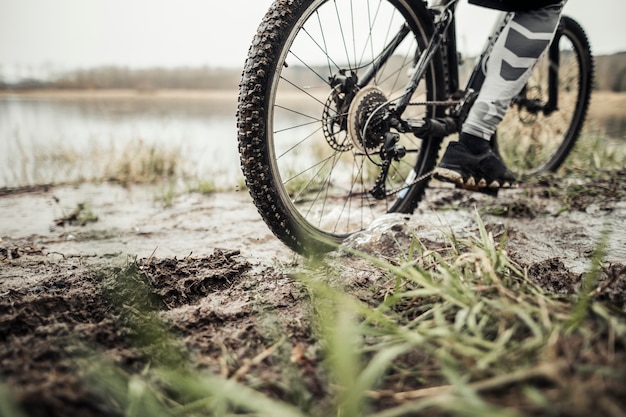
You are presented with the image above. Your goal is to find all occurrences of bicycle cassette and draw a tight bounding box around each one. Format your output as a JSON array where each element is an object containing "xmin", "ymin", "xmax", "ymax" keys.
[{"xmin": 347, "ymin": 86, "xmax": 390, "ymax": 152}]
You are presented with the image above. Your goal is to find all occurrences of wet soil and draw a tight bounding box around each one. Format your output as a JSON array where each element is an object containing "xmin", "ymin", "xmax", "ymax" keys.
[{"xmin": 1, "ymin": 171, "xmax": 625, "ymax": 416}]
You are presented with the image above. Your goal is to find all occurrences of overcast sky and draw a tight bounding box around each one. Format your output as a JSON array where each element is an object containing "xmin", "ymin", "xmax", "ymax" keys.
[{"xmin": 1, "ymin": 0, "xmax": 624, "ymax": 79}]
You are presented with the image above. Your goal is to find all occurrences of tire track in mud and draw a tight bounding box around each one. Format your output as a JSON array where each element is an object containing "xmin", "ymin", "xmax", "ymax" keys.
[
  {"xmin": 0, "ymin": 171, "xmax": 625, "ymax": 415},
  {"xmin": 0, "ymin": 249, "xmax": 320, "ymax": 416}
]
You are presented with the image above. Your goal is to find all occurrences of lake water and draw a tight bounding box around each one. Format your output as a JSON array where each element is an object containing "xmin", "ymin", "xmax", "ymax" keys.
[
  {"xmin": 1, "ymin": 91, "xmax": 624, "ymax": 189},
  {"xmin": 0, "ymin": 92, "xmax": 242, "ymax": 189}
]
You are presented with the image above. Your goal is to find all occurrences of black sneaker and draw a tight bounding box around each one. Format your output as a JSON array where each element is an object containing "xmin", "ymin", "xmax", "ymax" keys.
[{"xmin": 433, "ymin": 142, "xmax": 517, "ymax": 190}]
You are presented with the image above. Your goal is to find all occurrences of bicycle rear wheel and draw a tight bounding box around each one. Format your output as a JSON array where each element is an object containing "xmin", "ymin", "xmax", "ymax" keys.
[
  {"xmin": 238, "ymin": 0, "xmax": 444, "ymax": 254},
  {"xmin": 494, "ymin": 16, "xmax": 593, "ymax": 175}
]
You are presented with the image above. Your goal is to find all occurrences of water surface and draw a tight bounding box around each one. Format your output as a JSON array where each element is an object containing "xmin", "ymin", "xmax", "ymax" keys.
[
  {"xmin": 0, "ymin": 91, "xmax": 241, "ymax": 188},
  {"xmin": 1, "ymin": 90, "xmax": 623, "ymax": 189}
]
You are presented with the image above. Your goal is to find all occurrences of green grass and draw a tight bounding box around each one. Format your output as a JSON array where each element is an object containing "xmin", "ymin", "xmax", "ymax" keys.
[
  {"xmin": 2, "ymin": 137, "xmax": 245, "ymax": 193},
  {"xmin": 3, "ymin": 211, "xmax": 622, "ymax": 417},
  {"xmin": 105, "ymin": 141, "xmax": 181, "ymax": 185},
  {"xmin": 562, "ymin": 131, "xmax": 626, "ymax": 173},
  {"xmin": 2, "ymin": 113, "xmax": 625, "ymax": 416},
  {"xmin": 53, "ymin": 202, "xmax": 99, "ymax": 226},
  {"xmin": 189, "ymin": 180, "xmax": 218, "ymax": 195}
]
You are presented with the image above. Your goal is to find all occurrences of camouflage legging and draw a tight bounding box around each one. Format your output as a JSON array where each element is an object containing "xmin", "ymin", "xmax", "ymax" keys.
[{"xmin": 462, "ymin": 2, "xmax": 565, "ymax": 140}]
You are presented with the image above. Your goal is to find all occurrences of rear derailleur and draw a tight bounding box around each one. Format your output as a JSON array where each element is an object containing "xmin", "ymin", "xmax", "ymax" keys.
[{"xmin": 369, "ymin": 132, "xmax": 406, "ymax": 200}]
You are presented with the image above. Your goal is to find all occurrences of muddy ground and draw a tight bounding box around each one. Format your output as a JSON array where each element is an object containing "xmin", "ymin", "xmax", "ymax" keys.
[{"xmin": 1, "ymin": 171, "xmax": 625, "ymax": 416}]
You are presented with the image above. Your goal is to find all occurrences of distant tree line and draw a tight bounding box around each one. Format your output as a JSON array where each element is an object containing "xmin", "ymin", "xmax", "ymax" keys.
[
  {"xmin": 0, "ymin": 66, "xmax": 242, "ymax": 91},
  {"xmin": 1, "ymin": 52, "xmax": 626, "ymax": 92}
]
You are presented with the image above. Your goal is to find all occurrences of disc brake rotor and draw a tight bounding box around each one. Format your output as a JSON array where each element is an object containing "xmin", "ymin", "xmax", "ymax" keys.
[{"xmin": 322, "ymin": 85, "xmax": 354, "ymax": 152}]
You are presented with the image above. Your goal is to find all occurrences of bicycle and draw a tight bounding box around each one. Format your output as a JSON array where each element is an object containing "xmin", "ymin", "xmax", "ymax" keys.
[{"xmin": 237, "ymin": 0, "xmax": 593, "ymax": 254}]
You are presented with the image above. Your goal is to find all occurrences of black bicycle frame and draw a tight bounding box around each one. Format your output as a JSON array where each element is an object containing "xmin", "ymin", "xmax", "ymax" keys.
[
  {"xmin": 362, "ymin": 0, "xmax": 563, "ymax": 134},
  {"xmin": 438, "ymin": 0, "xmax": 562, "ymax": 118}
]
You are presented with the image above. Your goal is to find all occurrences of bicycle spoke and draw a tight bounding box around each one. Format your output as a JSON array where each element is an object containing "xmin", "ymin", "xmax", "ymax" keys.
[{"xmin": 238, "ymin": 0, "xmax": 443, "ymax": 252}]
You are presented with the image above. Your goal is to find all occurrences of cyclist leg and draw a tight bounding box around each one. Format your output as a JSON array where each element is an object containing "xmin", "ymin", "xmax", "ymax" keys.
[{"xmin": 435, "ymin": 2, "xmax": 564, "ymax": 189}]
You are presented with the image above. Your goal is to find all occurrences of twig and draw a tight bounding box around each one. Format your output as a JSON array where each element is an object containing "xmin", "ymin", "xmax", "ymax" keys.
[
  {"xmin": 230, "ymin": 337, "xmax": 286, "ymax": 381},
  {"xmin": 588, "ymin": 264, "xmax": 624, "ymax": 298},
  {"xmin": 368, "ymin": 361, "xmax": 566, "ymax": 401}
]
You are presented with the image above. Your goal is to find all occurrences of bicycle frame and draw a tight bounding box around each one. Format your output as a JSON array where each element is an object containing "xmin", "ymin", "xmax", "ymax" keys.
[
  {"xmin": 237, "ymin": 0, "xmax": 592, "ymax": 252},
  {"xmin": 377, "ymin": 0, "xmax": 562, "ymax": 137},
  {"xmin": 353, "ymin": 0, "xmax": 507, "ymax": 138}
]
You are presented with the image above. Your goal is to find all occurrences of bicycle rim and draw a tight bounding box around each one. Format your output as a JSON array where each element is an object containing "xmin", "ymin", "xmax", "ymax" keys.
[
  {"xmin": 495, "ymin": 16, "xmax": 593, "ymax": 175},
  {"xmin": 239, "ymin": 0, "xmax": 441, "ymax": 253}
]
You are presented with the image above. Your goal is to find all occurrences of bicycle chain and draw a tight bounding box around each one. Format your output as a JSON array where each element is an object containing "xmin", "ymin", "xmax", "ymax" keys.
[
  {"xmin": 370, "ymin": 100, "xmax": 454, "ymax": 198},
  {"xmin": 384, "ymin": 170, "xmax": 434, "ymax": 197},
  {"xmin": 408, "ymin": 100, "xmax": 460, "ymax": 107},
  {"xmin": 365, "ymin": 100, "xmax": 458, "ymax": 198},
  {"xmin": 376, "ymin": 100, "xmax": 456, "ymax": 197}
]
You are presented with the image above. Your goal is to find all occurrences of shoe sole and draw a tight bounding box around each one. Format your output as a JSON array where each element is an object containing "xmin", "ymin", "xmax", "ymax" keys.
[
  {"xmin": 433, "ymin": 167, "xmax": 464, "ymax": 185},
  {"xmin": 434, "ymin": 167, "xmax": 517, "ymax": 190}
]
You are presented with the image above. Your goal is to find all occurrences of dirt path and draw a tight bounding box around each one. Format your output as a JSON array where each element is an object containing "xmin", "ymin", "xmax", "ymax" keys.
[
  {"xmin": 1, "ymin": 183, "xmax": 294, "ymax": 271},
  {"xmin": 1, "ymin": 174, "xmax": 625, "ymax": 416},
  {"xmin": 2, "ymin": 176, "xmax": 624, "ymax": 273}
]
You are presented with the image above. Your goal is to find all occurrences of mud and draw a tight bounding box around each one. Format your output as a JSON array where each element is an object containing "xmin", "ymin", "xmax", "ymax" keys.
[{"xmin": 1, "ymin": 171, "xmax": 625, "ymax": 416}]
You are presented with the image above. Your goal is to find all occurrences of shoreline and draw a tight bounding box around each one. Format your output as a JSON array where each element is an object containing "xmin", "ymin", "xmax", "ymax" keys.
[
  {"xmin": 0, "ymin": 88, "xmax": 239, "ymax": 101},
  {"xmin": 1, "ymin": 88, "xmax": 625, "ymax": 131}
]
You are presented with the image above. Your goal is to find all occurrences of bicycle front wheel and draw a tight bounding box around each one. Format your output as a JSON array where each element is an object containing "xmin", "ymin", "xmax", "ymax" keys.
[
  {"xmin": 238, "ymin": 0, "xmax": 444, "ymax": 254},
  {"xmin": 495, "ymin": 16, "xmax": 594, "ymax": 175}
]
